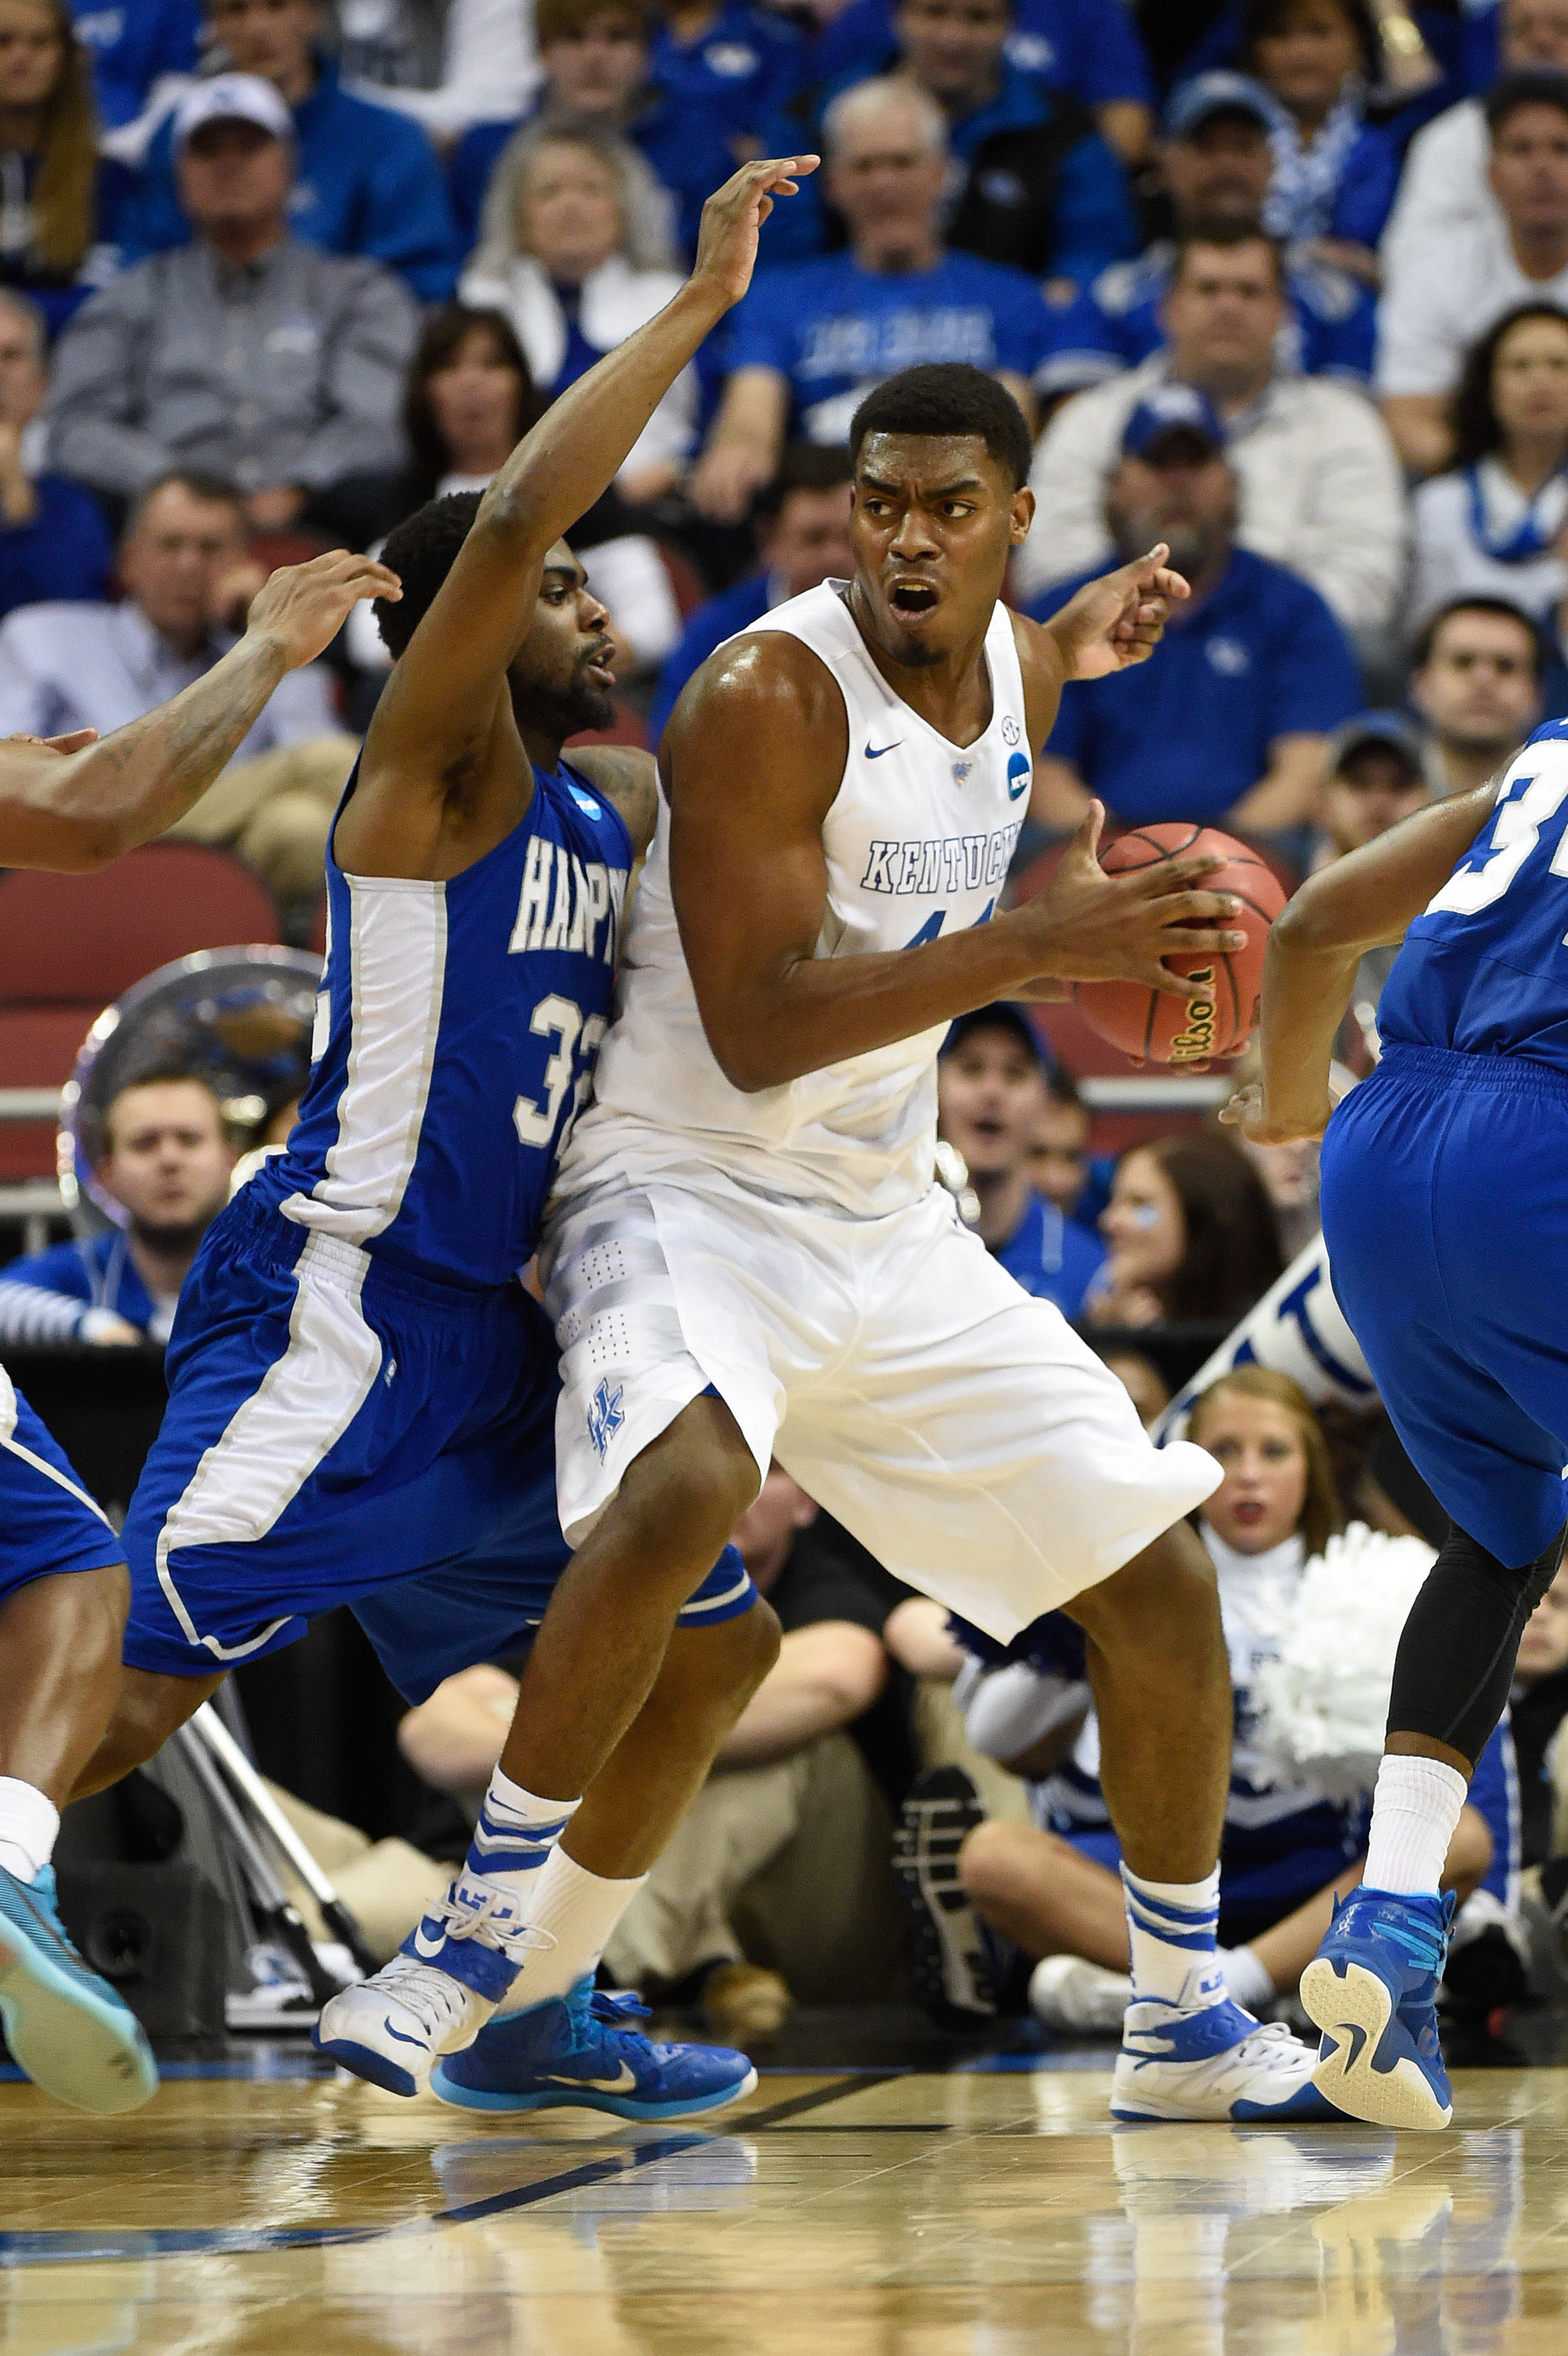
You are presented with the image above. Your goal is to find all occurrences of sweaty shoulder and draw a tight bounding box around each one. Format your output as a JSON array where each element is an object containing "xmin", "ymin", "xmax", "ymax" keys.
[
  {"xmin": 664, "ymin": 627, "xmax": 850, "ymax": 807},
  {"xmin": 567, "ymin": 745, "xmax": 659, "ymax": 859}
]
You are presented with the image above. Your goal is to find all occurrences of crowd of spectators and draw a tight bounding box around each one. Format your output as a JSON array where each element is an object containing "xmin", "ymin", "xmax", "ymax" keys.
[{"xmin": 13, "ymin": 0, "xmax": 1568, "ymax": 2039}]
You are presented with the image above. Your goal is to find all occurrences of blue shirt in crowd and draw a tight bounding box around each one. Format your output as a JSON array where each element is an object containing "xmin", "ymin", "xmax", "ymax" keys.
[
  {"xmin": 0, "ymin": 1230, "xmax": 163, "ymax": 1345},
  {"xmin": 728, "ymin": 248, "xmax": 1052, "ymax": 443},
  {"xmin": 993, "ymin": 1191, "xmax": 1106, "ymax": 1324},
  {"xmin": 1030, "ymin": 547, "xmax": 1360, "ymax": 826},
  {"xmin": 650, "ymin": 569, "xmax": 773, "ymax": 744},
  {"xmin": 450, "ymin": 90, "xmax": 738, "ymax": 265},
  {"xmin": 1036, "ymin": 244, "xmax": 1377, "ymax": 398},
  {"xmin": 652, "ymin": 0, "xmax": 806, "ymax": 142},
  {"xmin": 757, "ymin": 56, "xmax": 1137, "ymax": 277},
  {"xmin": 811, "ymin": 0, "xmax": 1154, "ymax": 108},
  {"xmin": 112, "ymin": 60, "xmax": 460, "ymax": 302},
  {"xmin": 0, "ymin": 476, "xmax": 113, "ymax": 623},
  {"xmin": 68, "ymin": 0, "xmax": 201, "ymax": 130}
]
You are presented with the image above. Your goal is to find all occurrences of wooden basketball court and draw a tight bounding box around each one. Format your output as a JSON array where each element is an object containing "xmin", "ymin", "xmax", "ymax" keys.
[{"xmin": 6, "ymin": 2040, "xmax": 1568, "ymax": 2354}]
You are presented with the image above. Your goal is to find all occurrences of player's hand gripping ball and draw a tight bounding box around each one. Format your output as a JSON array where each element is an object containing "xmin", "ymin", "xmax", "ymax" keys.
[{"xmin": 1073, "ymin": 824, "xmax": 1286, "ymax": 1066}]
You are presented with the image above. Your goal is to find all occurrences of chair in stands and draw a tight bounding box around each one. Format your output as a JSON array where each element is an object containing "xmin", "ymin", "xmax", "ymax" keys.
[{"xmin": 0, "ymin": 844, "xmax": 282, "ymax": 1184}]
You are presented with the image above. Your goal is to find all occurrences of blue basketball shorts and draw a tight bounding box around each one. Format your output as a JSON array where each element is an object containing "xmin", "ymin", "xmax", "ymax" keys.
[
  {"xmin": 1, "ymin": 1370, "xmax": 125, "ymax": 1605},
  {"xmin": 1321, "ymin": 1041, "xmax": 1568, "ymax": 1568},
  {"xmin": 120, "ymin": 1190, "xmax": 755, "ymax": 1703}
]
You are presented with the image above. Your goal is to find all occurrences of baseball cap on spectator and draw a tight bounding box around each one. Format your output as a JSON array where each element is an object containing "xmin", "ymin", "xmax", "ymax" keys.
[
  {"xmin": 1163, "ymin": 72, "xmax": 1277, "ymax": 141},
  {"xmin": 1326, "ymin": 710, "xmax": 1429, "ymax": 784},
  {"xmin": 1120, "ymin": 384, "xmax": 1227, "ymax": 462},
  {"xmin": 941, "ymin": 1004, "xmax": 1049, "ymax": 1065},
  {"xmin": 172, "ymin": 73, "xmax": 294, "ymax": 155}
]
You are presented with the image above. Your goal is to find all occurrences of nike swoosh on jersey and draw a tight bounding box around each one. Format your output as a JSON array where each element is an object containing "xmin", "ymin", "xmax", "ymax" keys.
[
  {"xmin": 865, "ymin": 741, "xmax": 902, "ymax": 758},
  {"xmin": 545, "ymin": 2062, "xmax": 639, "ymax": 2093}
]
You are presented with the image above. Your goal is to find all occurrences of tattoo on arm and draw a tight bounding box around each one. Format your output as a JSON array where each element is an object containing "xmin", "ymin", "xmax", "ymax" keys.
[{"xmin": 571, "ymin": 747, "xmax": 659, "ymax": 858}]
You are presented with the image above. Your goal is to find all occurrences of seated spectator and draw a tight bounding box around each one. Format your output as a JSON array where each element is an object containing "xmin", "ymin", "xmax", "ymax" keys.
[
  {"xmin": 1240, "ymin": 0, "xmax": 1401, "ymax": 278},
  {"xmin": 70, "ymin": 0, "xmax": 200, "ymax": 133},
  {"xmin": 1380, "ymin": 0, "xmax": 1568, "ymax": 291},
  {"xmin": 936, "ymin": 1004, "xmax": 1106, "ymax": 1321},
  {"xmin": 450, "ymin": 0, "xmax": 738, "ymax": 265},
  {"xmin": 1512, "ymin": 1561, "xmax": 1568, "ymax": 1865},
  {"xmin": 336, "ymin": 0, "xmax": 540, "ymax": 144},
  {"xmin": 690, "ymin": 77, "xmax": 1049, "ymax": 517},
  {"xmin": 759, "ymin": 0, "xmax": 1139, "ymax": 283},
  {"xmin": 651, "ymin": 0, "xmax": 807, "ymax": 153},
  {"xmin": 928, "ymin": 1371, "xmax": 1503, "ymax": 2030},
  {"xmin": 0, "ymin": 1068, "xmax": 234, "ymax": 1344},
  {"xmin": 398, "ymin": 1466, "xmax": 914, "ymax": 2040},
  {"xmin": 1038, "ymin": 71, "xmax": 1376, "ymax": 401},
  {"xmin": 112, "ymin": 0, "xmax": 459, "ymax": 301},
  {"xmin": 809, "ymin": 0, "xmax": 1157, "ymax": 166},
  {"xmin": 0, "ymin": 0, "xmax": 115, "ymax": 334},
  {"xmin": 0, "ymin": 469, "xmax": 354, "ymax": 906},
  {"xmin": 0, "ymin": 287, "xmax": 111, "ymax": 617},
  {"xmin": 1409, "ymin": 303, "xmax": 1568, "ymax": 632},
  {"xmin": 1315, "ymin": 710, "xmax": 1431, "ymax": 867},
  {"xmin": 648, "ymin": 443, "xmax": 852, "ymax": 740},
  {"xmin": 461, "ymin": 127, "xmax": 693, "ymax": 505},
  {"xmin": 1409, "ymin": 593, "xmax": 1545, "ymax": 798},
  {"xmin": 1378, "ymin": 71, "xmax": 1568, "ymax": 475},
  {"xmin": 46, "ymin": 76, "xmax": 418, "ymax": 527},
  {"xmin": 1018, "ymin": 221, "xmax": 1407, "ymax": 645},
  {"xmin": 1086, "ymin": 1130, "xmax": 1284, "ymax": 1329},
  {"xmin": 1028, "ymin": 388, "xmax": 1360, "ymax": 837}
]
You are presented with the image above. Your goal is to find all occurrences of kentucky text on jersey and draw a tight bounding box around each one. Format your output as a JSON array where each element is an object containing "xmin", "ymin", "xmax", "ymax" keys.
[{"xmin": 860, "ymin": 823, "xmax": 1023, "ymax": 895}]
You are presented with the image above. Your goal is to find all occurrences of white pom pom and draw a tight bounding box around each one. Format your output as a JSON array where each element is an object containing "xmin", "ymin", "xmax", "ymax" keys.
[{"xmin": 1248, "ymin": 1523, "xmax": 1436, "ymax": 1801}]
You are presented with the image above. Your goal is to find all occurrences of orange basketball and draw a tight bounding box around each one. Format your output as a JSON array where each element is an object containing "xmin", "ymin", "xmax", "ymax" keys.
[{"xmin": 1072, "ymin": 824, "xmax": 1287, "ymax": 1066}]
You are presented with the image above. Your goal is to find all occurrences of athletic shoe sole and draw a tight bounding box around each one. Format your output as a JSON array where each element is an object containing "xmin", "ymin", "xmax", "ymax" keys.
[
  {"xmin": 1109, "ymin": 2072, "xmax": 1341, "ymax": 2124},
  {"xmin": 429, "ymin": 2062, "xmax": 758, "ymax": 2118},
  {"xmin": 1301, "ymin": 1956, "xmax": 1453, "ymax": 2131},
  {"xmin": 0, "ymin": 1913, "xmax": 157, "ymax": 2115},
  {"xmin": 311, "ymin": 2031, "xmax": 423, "ymax": 2098},
  {"xmin": 892, "ymin": 1769, "xmax": 994, "ymax": 2024}
]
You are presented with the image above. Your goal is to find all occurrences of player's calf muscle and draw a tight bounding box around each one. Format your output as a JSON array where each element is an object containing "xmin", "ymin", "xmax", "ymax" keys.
[{"xmin": 69, "ymin": 1669, "xmax": 222, "ymax": 1799}]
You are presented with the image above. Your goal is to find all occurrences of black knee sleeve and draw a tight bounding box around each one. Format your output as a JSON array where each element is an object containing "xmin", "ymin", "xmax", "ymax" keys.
[{"xmin": 1386, "ymin": 1523, "xmax": 1565, "ymax": 1767}]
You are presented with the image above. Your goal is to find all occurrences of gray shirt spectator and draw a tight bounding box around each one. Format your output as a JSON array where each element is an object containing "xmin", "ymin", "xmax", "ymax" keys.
[{"xmin": 45, "ymin": 74, "xmax": 416, "ymax": 513}]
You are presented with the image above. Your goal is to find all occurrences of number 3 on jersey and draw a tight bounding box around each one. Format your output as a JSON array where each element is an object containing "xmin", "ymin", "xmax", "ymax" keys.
[
  {"xmin": 514, "ymin": 993, "xmax": 607, "ymax": 1150},
  {"xmin": 1427, "ymin": 742, "xmax": 1568, "ymax": 921}
]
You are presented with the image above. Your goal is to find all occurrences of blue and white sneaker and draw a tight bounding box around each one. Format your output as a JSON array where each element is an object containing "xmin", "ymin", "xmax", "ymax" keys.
[
  {"xmin": 314, "ymin": 1869, "xmax": 543, "ymax": 2096},
  {"xmin": 1112, "ymin": 1961, "xmax": 1342, "ymax": 2123},
  {"xmin": 1300, "ymin": 1887, "xmax": 1455, "ymax": 2131},
  {"xmin": 431, "ymin": 1979, "xmax": 759, "ymax": 2119},
  {"xmin": 0, "ymin": 1863, "xmax": 157, "ymax": 2114}
]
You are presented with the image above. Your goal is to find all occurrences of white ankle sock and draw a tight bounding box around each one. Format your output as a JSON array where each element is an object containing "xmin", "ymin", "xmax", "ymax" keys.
[
  {"xmin": 464, "ymin": 1768, "xmax": 581, "ymax": 1900},
  {"xmin": 1121, "ymin": 1864, "xmax": 1223, "ymax": 2007},
  {"xmin": 498, "ymin": 1848, "xmax": 646, "ymax": 2013},
  {"xmin": 1362, "ymin": 1754, "xmax": 1468, "ymax": 1896},
  {"xmin": 0, "ymin": 1777, "xmax": 59, "ymax": 1882},
  {"xmin": 1218, "ymin": 1943, "xmax": 1275, "ymax": 2015}
]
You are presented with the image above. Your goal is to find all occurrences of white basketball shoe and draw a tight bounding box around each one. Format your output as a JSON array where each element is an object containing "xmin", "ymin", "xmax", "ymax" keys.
[
  {"xmin": 1111, "ymin": 1961, "xmax": 1346, "ymax": 2123},
  {"xmin": 1029, "ymin": 1953, "xmax": 1133, "ymax": 2034}
]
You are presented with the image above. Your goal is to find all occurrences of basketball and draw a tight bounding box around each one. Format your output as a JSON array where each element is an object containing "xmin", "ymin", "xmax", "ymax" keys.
[{"xmin": 1072, "ymin": 824, "xmax": 1288, "ymax": 1066}]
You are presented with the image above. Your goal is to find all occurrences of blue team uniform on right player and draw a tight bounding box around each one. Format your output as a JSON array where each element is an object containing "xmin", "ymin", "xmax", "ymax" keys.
[
  {"xmin": 120, "ymin": 758, "xmax": 752, "ymax": 1701},
  {"xmin": 1322, "ymin": 717, "xmax": 1568, "ymax": 1567}
]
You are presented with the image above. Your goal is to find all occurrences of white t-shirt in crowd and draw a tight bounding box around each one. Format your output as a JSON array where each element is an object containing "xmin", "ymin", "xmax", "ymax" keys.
[{"xmin": 1377, "ymin": 213, "xmax": 1568, "ymax": 397}]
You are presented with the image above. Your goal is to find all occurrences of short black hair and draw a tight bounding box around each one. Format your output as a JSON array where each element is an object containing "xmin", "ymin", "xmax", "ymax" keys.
[
  {"xmin": 1486, "ymin": 69, "xmax": 1568, "ymax": 139},
  {"xmin": 124, "ymin": 467, "xmax": 245, "ymax": 541},
  {"xmin": 1410, "ymin": 594, "xmax": 1545, "ymax": 680},
  {"xmin": 377, "ymin": 491, "xmax": 485, "ymax": 659},
  {"xmin": 849, "ymin": 364, "xmax": 1033, "ymax": 491},
  {"xmin": 1172, "ymin": 213, "xmax": 1287, "ymax": 290}
]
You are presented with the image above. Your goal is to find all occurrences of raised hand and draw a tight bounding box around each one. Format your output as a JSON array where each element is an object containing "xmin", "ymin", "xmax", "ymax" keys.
[
  {"xmin": 1009, "ymin": 800, "xmax": 1245, "ymax": 1000},
  {"xmin": 1047, "ymin": 543, "xmax": 1190, "ymax": 681},
  {"xmin": 244, "ymin": 550, "xmax": 402, "ymax": 674},
  {"xmin": 692, "ymin": 154, "xmax": 820, "ymax": 313}
]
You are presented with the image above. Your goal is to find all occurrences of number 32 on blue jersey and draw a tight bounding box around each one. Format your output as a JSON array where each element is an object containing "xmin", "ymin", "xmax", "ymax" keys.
[{"xmin": 1427, "ymin": 741, "xmax": 1568, "ymax": 923}]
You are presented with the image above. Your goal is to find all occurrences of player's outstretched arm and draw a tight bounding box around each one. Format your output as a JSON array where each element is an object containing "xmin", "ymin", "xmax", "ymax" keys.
[
  {"xmin": 360, "ymin": 156, "xmax": 816, "ymax": 833},
  {"xmin": 1223, "ymin": 781, "xmax": 1498, "ymax": 1145},
  {"xmin": 0, "ymin": 551, "xmax": 398, "ymax": 872},
  {"xmin": 1010, "ymin": 541, "xmax": 1191, "ymax": 749},
  {"xmin": 665, "ymin": 638, "xmax": 1247, "ymax": 1092}
]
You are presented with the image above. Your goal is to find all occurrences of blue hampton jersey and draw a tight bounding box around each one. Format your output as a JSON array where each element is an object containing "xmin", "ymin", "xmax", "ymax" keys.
[
  {"xmin": 1379, "ymin": 720, "xmax": 1568, "ymax": 1073},
  {"xmin": 251, "ymin": 760, "xmax": 631, "ymax": 1291}
]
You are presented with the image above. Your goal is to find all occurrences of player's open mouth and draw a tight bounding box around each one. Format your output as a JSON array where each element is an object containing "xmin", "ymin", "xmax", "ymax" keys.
[{"xmin": 890, "ymin": 581, "xmax": 939, "ymax": 617}]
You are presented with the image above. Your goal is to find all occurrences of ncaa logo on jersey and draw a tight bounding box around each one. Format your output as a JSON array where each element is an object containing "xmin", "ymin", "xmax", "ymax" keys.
[
  {"xmin": 588, "ymin": 1378, "xmax": 626, "ymax": 1460},
  {"xmin": 1006, "ymin": 751, "xmax": 1031, "ymax": 800}
]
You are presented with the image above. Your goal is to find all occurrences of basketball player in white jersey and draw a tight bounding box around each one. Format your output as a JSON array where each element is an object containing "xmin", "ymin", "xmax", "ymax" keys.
[{"xmin": 346, "ymin": 361, "xmax": 1343, "ymax": 2121}]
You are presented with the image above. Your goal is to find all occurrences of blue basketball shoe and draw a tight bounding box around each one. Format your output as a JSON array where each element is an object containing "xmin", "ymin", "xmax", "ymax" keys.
[
  {"xmin": 0, "ymin": 1863, "xmax": 157, "ymax": 2113},
  {"xmin": 1300, "ymin": 1888, "xmax": 1456, "ymax": 2130},
  {"xmin": 431, "ymin": 1980, "xmax": 758, "ymax": 2119},
  {"xmin": 1112, "ymin": 1960, "xmax": 1343, "ymax": 2122}
]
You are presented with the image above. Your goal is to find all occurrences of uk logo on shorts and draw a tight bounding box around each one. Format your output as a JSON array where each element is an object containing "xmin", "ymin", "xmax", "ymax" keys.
[{"xmin": 587, "ymin": 1379, "xmax": 626, "ymax": 1460}]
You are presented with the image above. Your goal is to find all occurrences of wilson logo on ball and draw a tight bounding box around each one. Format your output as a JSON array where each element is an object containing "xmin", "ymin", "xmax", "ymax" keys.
[{"xmin": 1169, "ymin": 971, "xmax": 1217, "ymax": 1062}]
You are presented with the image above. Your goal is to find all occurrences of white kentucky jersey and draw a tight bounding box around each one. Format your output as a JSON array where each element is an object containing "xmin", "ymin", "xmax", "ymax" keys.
[{"xmin": 556, "ymin": 579, "xmax": 1032, "ymax": 1217}]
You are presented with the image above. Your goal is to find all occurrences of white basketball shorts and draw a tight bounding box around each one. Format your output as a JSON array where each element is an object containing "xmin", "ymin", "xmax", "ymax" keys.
[{"xmin": 540, "ymin": 1173, "xmax": 1221, "ymax": 1642}]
